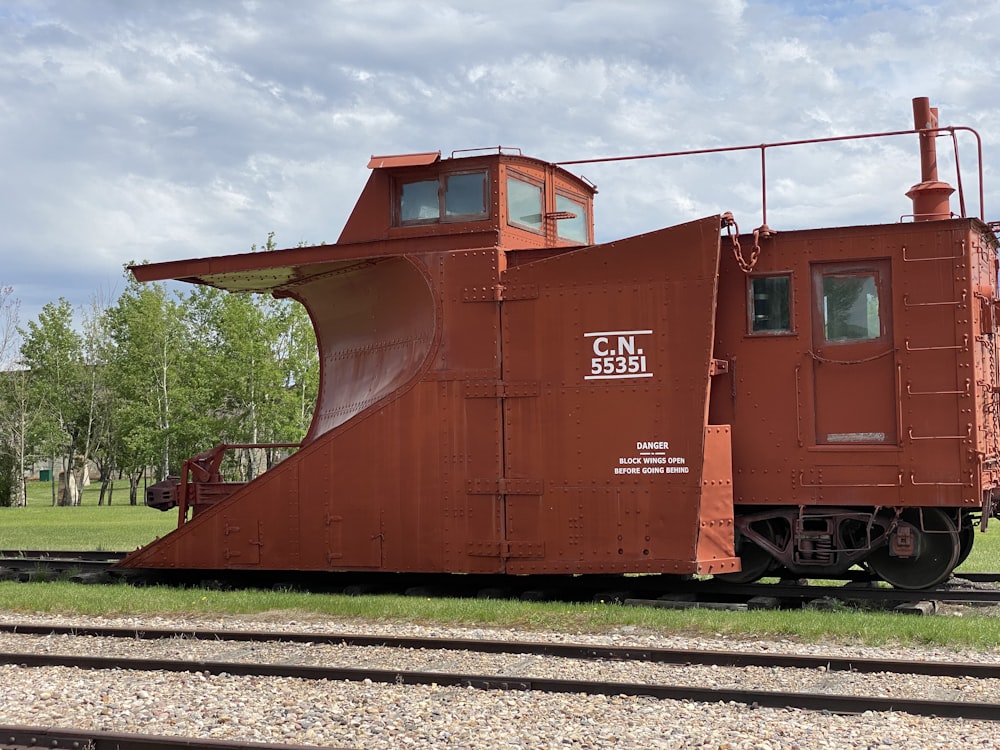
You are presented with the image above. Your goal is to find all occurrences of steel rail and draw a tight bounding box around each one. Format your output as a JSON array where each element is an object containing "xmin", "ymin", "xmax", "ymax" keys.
[
  {"xmin": 1, "ymin": 552, "xmax": 999, "ymax": 605},
  {"xmin": 0, "ymin": 723, "xmax": 344, "ymax": 750},
  {"xmin": 0, "ymin": 550, "xmax": 126, "ymax": 561},
  {"xmin": 0, "ymin": 622, "xmax": 998, "ymax": 679},
  {"xmin": 0, "ymin": 557, "xmax": 118, "ymax": 577},
  {"xmin": 1, "ymin": 650, "xmax": 998, "ymax": 722},
  {"xmin": 0, "ymin": 551, "xmax": 994, "ymax": 582}
]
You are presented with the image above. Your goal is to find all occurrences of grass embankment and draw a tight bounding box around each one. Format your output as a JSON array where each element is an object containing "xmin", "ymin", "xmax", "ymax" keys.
[
  {"xmin": 0, "ymin": 581, "xmax": 998, "ymax": 648},
  {"xmin": 0, "ymin": 481, "xmax": 999, "ymax": 648}
]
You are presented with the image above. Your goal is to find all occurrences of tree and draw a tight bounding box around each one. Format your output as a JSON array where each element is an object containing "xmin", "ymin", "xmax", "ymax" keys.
[
  {"xmin": 0, "ymin": 286, "xmax": 29, "ymax": 506},
  {"xmin": 104, "ymin": 273, "xmax": 190, "ymax": 503},
  {"xmin": 78, "ymin": 294, "xmax": 118, "ymax": 505},
  {"xmin": 176, "ymin": 233, "xmax": 318, "ymax": 481},
  {"xmin": 184, "ymin": 287, "xmax": 314, "ymax": 480},
  {"xmin": 8, "ymin": 234, "xmax": 321, "ymax": 507},
  {"xmin": 0, "ymin": 367, "xmax": 30, "ymax": 507},
  {"xmin": 19, "ymin": 299, "xmax": 86, "ymax": 506},
  {"xmin": 273, "ymin": 296, "xmax": 320, "ymax": 445}
]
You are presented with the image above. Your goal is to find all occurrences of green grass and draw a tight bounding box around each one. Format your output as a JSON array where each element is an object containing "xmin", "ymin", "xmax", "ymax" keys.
[
  {"xmin": 0, "ymin": 481, "xmax": 175, "ymax": 550},
  {"xmin": 963, "ymin": 525, "xmax": 1000, "ymax": 572},
  {"xmin": 0, "ymin": 582, "xmax": 996, "ymax": 649},
  {"xmin": 0, "ymin": 486, "xmax": 998, "ymax": 648}
]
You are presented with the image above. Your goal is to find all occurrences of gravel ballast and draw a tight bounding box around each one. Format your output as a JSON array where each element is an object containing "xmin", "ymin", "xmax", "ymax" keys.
[{"xmin": 0, "ymin": 612, "xmax": 996, "ymax": 749}]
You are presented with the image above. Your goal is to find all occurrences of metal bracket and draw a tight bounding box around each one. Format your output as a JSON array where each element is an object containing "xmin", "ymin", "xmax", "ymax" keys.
[
  {"xmin": 467, "ymin": 540, "xmax": 546, "ymax": 558},
  {"xmin": 462, "ymin": 284, "xmax": 538, "ymax": 302},
  {"xmin": 709, "ymin": 359, "xmax": 729, "ymax": 375},
  {"xmin": 467, "ymin": 478, "xmax": 544, "ymax": 495},
  {"xmin": 464, "ymin": 381, "xmax": 540, "ymax": 398},
  {"xmin": 498, "ymin": 284, "xmax": 539, "ymax": 301}
]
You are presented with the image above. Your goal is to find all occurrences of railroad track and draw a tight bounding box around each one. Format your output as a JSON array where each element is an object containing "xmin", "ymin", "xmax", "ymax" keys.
[
  {"xmin": 1, "ymin": 621, "xmax": 999, "ymax": 678},
  {"xmin": 0, "ymin": 623, "xmax": 998, "ymax": 721},
  {"xmin": 0, "ymin": 724, "xmax": 338, "ymax": 750},
  {"xmin": 2, "ymin": 618, "xmax": 1000, "ymax": 746}
]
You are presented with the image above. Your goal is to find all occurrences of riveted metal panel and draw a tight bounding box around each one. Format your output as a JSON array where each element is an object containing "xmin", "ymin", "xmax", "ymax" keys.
[
  {"xmin": 463, "ymin": 380, "xmax": 540, "ymax": 399},
  {"xmin": 498, "ymin": 216, "xmax": 732, "ymax": 574},
  {"xmin": 709, "ymin": 219, "xmax": 988, "ymax": 511}
]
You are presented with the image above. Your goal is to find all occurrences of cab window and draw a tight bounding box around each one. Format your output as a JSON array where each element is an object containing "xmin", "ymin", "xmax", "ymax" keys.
[
  {"xmin": 748, "ymin": 274, "xmax": 792, "ymax": 334},
  {"xmin": 399, "ymin": 171, "xmax": 488, "ymax": 224},
  {"xmin": 507, "ymin": 176, "xmax": 543, "ymax": 233},
  {"xmin": 400, "ymin": 180, "xmax": 439, "ymax": 222},
  {"xmin": 444, "ymin": 172, "xmax": 487, "ymax": 217},
  {"xmin": 555, "ymin": 193, "xmax": 589, "ymax": 243},
  {"xmin": 821, "ymin": 272, "xmax": 881, "ymax": 341}
]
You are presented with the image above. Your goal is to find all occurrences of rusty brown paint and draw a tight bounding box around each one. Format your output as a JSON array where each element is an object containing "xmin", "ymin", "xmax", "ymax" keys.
[
  {"xmin": 117, "ymin": 104, "xmax": 1000, "ymax": 588},
  {"xmin": 711, "ymin": 220, "xmax": 995, "ymax": 509}
]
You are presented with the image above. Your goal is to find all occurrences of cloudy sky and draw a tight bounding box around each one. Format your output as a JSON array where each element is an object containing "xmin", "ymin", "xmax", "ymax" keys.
[{"xmin": 2, "ymin": 0, "xmax": 999, "ymax": 327}]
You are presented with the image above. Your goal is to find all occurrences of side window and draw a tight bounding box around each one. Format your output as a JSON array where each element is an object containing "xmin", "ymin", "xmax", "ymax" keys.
[
  {"xmin": 507, "ymin": 176, "xmax": 543, "ymax": 233},
  {"xmin": 748, "ymin": 274, "xmax": 792, "ymax": 334},
  {"xmin": 399, "ymin": 171, "xmax": 488, "ymax": 224},
  {"xmin": 400, "ymin": 180, "xmax": 439, "ymax": 222},
  {"xmin": 821, "ymin": 272, "xmax": 881, "ymax": 341},
  {"xmin": 444, "ymin": 172, "xmax": 487, "ymax": 218},
  {"xmin": 555, "ymin": 193, "xmax": 589, "ymax": 243}
]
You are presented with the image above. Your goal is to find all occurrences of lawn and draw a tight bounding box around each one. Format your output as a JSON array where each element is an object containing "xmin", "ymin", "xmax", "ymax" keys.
[
  {"xmin": 0, "ymin": 580, "xmax": 997, "ymax": 648},
  {"xmin": 0, "ymin": 480, "xmax": 176, "ymax": 550},
  {"xmin": 966, "ymin": 524, "xmax": 1000, "ymax": 572}
]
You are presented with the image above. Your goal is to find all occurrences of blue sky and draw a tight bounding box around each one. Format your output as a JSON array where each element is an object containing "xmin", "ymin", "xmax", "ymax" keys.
[{"xmin": 1, "ymin": 0, "xmax": 998, "ymax": 329}]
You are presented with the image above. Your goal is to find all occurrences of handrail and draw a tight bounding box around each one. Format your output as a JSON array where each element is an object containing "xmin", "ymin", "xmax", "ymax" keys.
[{"xmin": 555, "ymin": 125, "xmax": 986, "ymax": 228}]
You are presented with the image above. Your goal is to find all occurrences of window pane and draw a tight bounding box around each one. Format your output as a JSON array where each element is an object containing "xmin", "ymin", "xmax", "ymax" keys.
[
  {"xmin": 556, "ymin": 194, "xmax": 588, "ymax": 243},
  {"xmin": 750, "ymin": 276, "xmax": 791, "ymax": 333},
  {"xmin": 507, "ymin": 177, "xmax": 543, "ymax": 231},
  {"xmin": 400, "ymin": 180, "xmax": 439, "ymax": 221},
  {"xmin": 445, "ymin": 172, "xmax": 487, "ymax": 217},
  {"xmin": 822, "ymin": 274, "xmax": 880, "ymax": 341}
]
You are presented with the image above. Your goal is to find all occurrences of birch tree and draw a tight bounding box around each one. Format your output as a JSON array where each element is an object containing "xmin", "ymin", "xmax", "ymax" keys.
[
  {"xmin": 0, "ymin": 287, "xmax": 29, "ymax": 506},
  {"xmin": 105, "ymin": 273, "xmax": 188, "ymax": 503},
  {"xmin": 19, "ymin": 299, "xmax": 85, "ymax": 506}
]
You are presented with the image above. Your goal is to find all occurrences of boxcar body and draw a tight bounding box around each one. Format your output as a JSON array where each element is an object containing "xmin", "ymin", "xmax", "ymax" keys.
[{"xmin": 118, "ymin": 99, "xmax": 1000, "ymax": 589}]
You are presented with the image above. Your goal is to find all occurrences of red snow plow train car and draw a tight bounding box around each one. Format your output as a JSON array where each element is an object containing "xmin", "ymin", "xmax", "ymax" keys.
[{"xmin": 118, "ymin": 97, "xmax": 1000, "ymax": 590}]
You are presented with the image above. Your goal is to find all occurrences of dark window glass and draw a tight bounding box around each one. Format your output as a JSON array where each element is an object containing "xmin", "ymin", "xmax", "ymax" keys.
[
  {"xmin": 444, "ymin": 172, "xmax": 487, "ymax": 217},
  {"xmin": 749, "ymin": 275, "xmax": 791, "ymax": 333},
  {"xmin": 822, "ymin": 273, "xmax": 880, "ymax": 341},
  {"xmin": 400, "ymin": 180, "xmax": 439, "ymax": 222}
]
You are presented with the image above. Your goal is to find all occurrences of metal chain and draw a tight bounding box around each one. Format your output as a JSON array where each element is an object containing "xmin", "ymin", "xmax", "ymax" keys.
[{"xmin": 721, "ymin": 212, "xmax": 764, "ymax": 273}]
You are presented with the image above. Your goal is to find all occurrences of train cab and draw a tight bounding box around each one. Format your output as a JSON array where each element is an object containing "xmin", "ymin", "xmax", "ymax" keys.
[{"xmin": 341, "ymin": 149, "xmax": 595, "ymax": 251}]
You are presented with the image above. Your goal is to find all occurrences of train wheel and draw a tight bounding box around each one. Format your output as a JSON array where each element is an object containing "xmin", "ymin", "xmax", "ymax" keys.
[
  {"xmin": 866, "ymin": 508, "xmax": 960, "ymax": 590},
  {"xmin": 955, "ymin": 522, "xmax": 976, "ymax": 568},
  {"xmin": 717, "ymin": 521, "xmax": 777, "ymax": 584}
]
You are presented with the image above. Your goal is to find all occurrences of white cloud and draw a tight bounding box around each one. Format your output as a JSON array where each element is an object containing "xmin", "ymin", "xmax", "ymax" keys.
[{"xmin": 0, "ymin": 0, "xmax": 998, "ymax": 323}]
